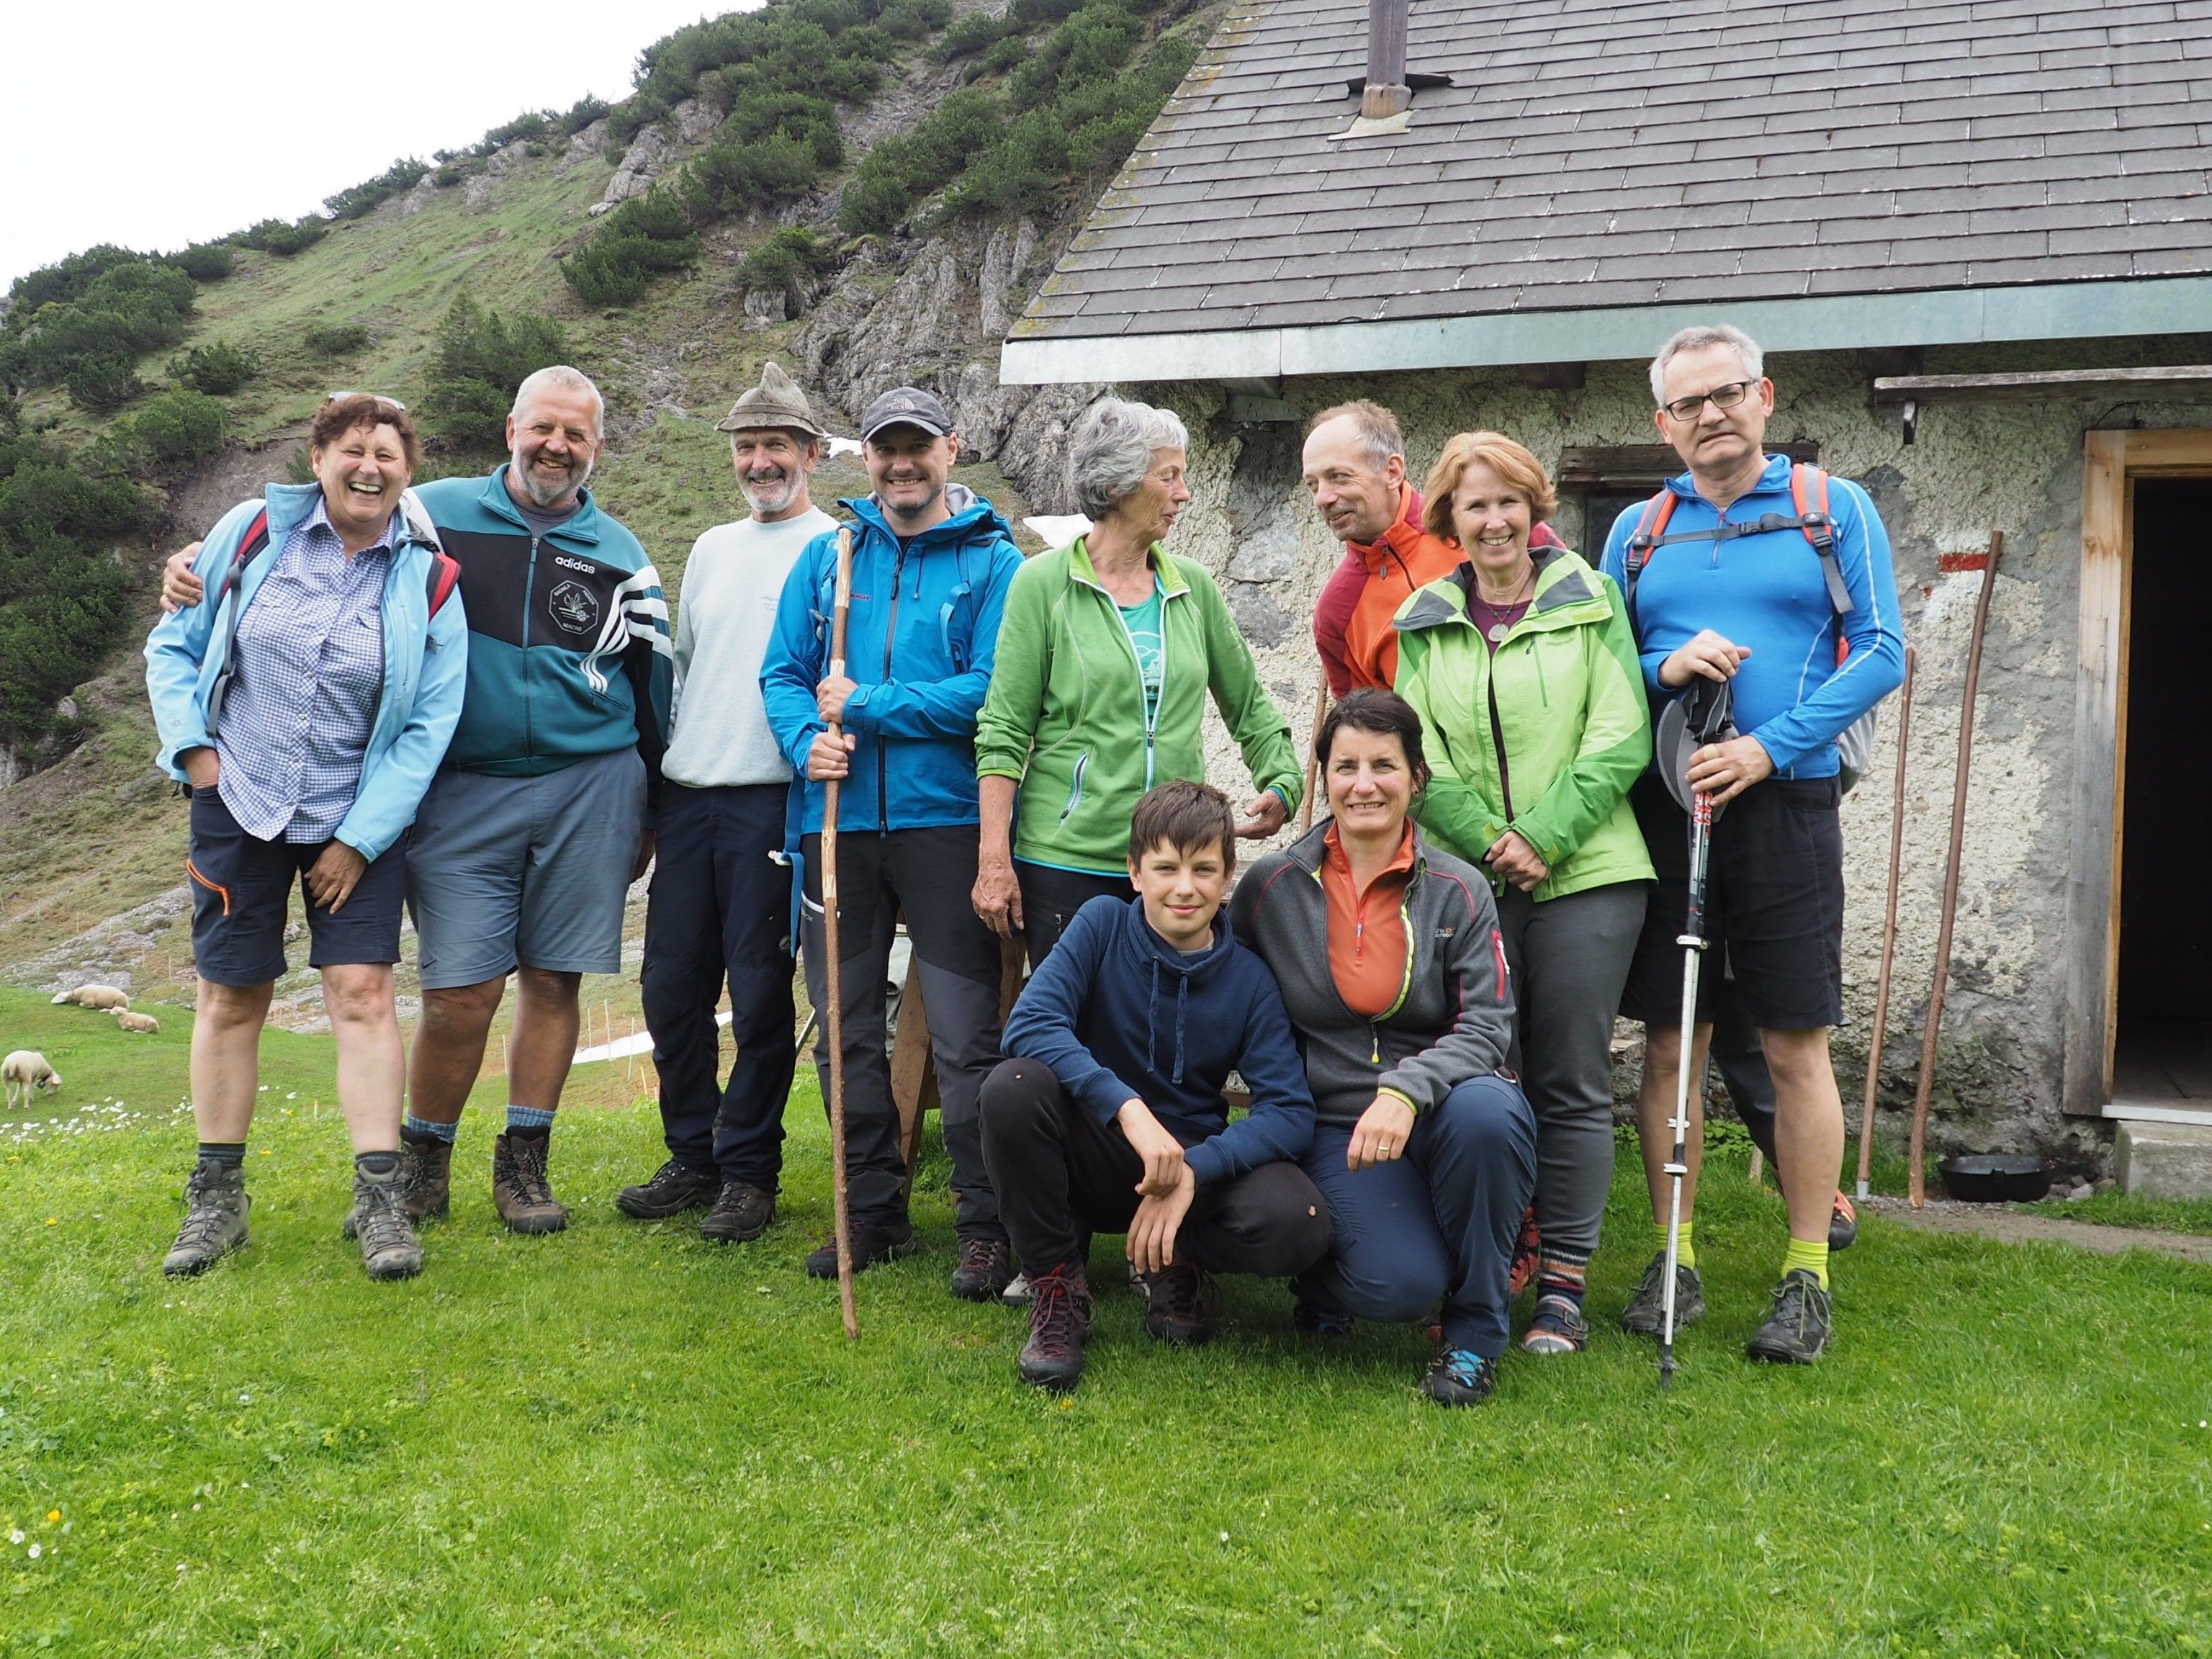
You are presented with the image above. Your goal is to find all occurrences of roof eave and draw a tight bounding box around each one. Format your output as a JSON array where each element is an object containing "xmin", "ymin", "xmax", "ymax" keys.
[{"xmin": 999, "ymin": 275, "xmax": 2212, "ymax": 387}]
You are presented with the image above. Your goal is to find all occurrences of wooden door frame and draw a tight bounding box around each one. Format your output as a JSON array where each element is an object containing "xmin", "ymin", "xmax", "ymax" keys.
[{"xmin": 2064, "ymin": 429, "xmax": 2212, "ymax": 1114}]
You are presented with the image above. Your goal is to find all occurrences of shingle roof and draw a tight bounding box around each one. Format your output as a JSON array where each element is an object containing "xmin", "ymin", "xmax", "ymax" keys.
[{"xmin": 1013, "ymin": 0, "xmax": 2212, "ymax": 349}]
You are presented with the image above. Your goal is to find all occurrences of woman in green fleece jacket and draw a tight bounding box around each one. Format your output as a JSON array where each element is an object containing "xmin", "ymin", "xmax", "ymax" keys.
[
  {"xmin": 974, "ymin": 398, "xmax": 1302, "ymax": 968},
  {"xmin": 1392, "ymin": 431, "xmax": 1654, "ymax": 1359}
]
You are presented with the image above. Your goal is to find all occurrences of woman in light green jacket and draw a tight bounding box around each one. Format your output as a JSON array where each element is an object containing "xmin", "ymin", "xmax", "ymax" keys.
[
  {"xmin": 973, "ymin": 399, "xmax": 1300, "ymax": 968},
  {"xmin": 1393, "ymin": 431, "xmax": 1653, "ymax": 1359}
]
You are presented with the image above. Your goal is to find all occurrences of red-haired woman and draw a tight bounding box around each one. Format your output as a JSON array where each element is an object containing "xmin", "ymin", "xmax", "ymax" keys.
[{"xmin": 1391, "ymin": 432, "xmax": 1653, "ymax": 1355}]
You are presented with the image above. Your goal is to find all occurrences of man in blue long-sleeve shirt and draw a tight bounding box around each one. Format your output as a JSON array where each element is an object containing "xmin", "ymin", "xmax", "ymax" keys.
[
  {"xmin": 1599, "ymin": 324, "xmax": 1905, "ymax": 1365},
  {"xmin": 979, "ymin": 781, "xmax": 1331, "ymax": 1391}
]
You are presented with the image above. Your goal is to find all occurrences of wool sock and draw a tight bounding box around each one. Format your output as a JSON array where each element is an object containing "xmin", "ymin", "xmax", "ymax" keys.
[
  {"xmin": 355, "ymin": 1149, "xmax": 401, "ymax": 1179},
  {"xmin": 1651, "ymin": 1220, "xmax": 1696, "ymax": 1272},
  {"xmin": 1782, "ymin": 1236, "xmax": 1830, "ymax": 1290},
  {"xmin": 195, "ymin": 1141, "xmax": 246, "ymax": 1169},
  {"xmin": 1536, "ymin": 1256, "xmax": 1588, "ymax": 1306},
  {"xmin": 505, "ymin": 1105, "xmax": 555, "ymax": 1135},
  {"xmin": 403, "ymin": 1114, "xmax": 458, "ymax": 1146}
]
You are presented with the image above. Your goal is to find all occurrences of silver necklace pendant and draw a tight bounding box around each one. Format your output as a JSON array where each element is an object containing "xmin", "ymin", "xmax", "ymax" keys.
[{"xmin": 1487, "ymin": 621, "xmax": 1511, "ymax": 644}]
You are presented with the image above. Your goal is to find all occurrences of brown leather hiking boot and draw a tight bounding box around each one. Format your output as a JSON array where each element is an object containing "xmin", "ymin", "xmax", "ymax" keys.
[
  {"xmin": 493, "ymin": 1131, "xmax": 569, "ymax": 1235},
  {"xmin": 163, "ymin": 1161, "xmax": 249, "ymax": 1276},
  {"xmin": 400, "ymin": 1133, "xmax": 452, "ymax": 1223}
]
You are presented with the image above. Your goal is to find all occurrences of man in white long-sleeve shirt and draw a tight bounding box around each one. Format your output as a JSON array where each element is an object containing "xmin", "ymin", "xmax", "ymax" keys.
[{"xmin": 616, "ymin": 363, "xmax": 838, "ymax": 1242}]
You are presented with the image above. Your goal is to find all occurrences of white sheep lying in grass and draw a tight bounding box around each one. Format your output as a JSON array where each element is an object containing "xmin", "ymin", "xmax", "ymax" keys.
[
  {"xmin": 52, "ymin": 984, "xmax": 130, "ymax": 1011},
  {"xmin": 4, "ymin": 1051, "xmax": 61, "ymax": 1108},
  {"xmin": 111, "ymin": 1010, "xmax": 160, "ymax": 1035}
]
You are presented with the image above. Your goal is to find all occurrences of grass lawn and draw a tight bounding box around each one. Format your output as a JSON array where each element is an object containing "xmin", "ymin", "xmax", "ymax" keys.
[{"xmin": 3, "ymin": 992, "xmax": 2209, "ymax": 1656}]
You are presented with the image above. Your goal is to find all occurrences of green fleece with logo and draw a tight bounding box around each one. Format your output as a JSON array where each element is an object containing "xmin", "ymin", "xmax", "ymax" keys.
[
  {"xmin": 1391, "ymin": 544, "xmax": 1654, "ymax": 901},
  {"xmin": 974, "ymin": 537, "xmax": 1300, "ymax": 875}
]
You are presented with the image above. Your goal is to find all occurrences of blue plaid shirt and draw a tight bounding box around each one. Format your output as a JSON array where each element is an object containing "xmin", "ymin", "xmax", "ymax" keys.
[{"xmin": 215, "ymin": 500, "xmax": 393, "ymax": 843}]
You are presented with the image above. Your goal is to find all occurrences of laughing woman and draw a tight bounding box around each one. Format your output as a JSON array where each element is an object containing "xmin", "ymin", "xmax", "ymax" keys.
[
  {"xmin": 972, "ymin": 397, "xmax": 1302, "ymax": 966},
  {"xmin": 1232, "ymin": 691, "xmax": 1537, "ymax": 1406},
  {"xmin": 144, "ymin": 395, "xmax": 467, "ymax": 1282},
  {"xmin": 1392, "ymin": 432, "xmax": 1653, "ymax": 1355}
]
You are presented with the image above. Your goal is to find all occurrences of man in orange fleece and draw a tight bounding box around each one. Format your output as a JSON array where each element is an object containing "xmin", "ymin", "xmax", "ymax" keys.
[{"xmin": 1304, "ymin": 400, "xmax": 1563, "ymax": 696}]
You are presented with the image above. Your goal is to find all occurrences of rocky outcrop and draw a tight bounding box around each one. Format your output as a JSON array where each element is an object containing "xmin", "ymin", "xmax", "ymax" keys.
[
  {"xmin": 598, "ymin": 100, "xmax": 716, "ymax": 210},
  {"xmin": 464, "ymin": 141, "xmax": 534, "ymax": 212},
  {"xmin": 558, "ymin": 119, "xmax": 611, "ymax": 176}
]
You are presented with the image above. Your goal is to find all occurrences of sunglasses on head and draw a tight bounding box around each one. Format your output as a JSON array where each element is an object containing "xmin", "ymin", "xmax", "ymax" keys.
[{"xmin": 326, "ymin": 391, "xmax": 408, "ymax": 412}]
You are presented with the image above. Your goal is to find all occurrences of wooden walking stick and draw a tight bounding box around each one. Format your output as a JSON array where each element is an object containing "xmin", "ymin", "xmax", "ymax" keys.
[
  {"xmin": 1857, "ymin": 644, "xmax": 1915, "ymax": 1201},
  {"xmin": 1299, "ymin": 680, "xmax": 1330, "ymax": 832},
  {"xmin": 1910, "ymin": 534, "xmax": 2002, "ymax": 1208},
  {"xmin": 821, "ymin": 526, "xmax": 860, "ymax": 1338}
]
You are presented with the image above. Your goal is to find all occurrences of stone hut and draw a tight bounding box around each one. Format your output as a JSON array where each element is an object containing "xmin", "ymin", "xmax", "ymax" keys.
[{"xmin": 998, "ymin": 0, "xmax": 2212, "ymax": 1182}]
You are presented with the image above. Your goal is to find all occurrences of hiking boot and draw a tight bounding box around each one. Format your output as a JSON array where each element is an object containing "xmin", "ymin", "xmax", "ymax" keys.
[
  {"xmin": 350, "ymin": 1170, "xmax": 423, "ymax": 1282},
  {"xmin": 1508, "ymin": 1204, "xmax": 1542, "ymax": 1298},
  {"xmin": 804, "ymin": 1215, "xmax": 920, "ymax": 1279},
  {"xmin": 1619, "ymin": 1251, "xmax": 1706, "ymax": 1336},
  {"xmin": 1830, "ymin": 1192, "xmax": 1858, "ymax": 1252},
  {"xmin": 1746, "ymin": 1269, "xmax": 1833, "ymax": 1364},
  {"xmin": 1420, "ymin": 1346, "xmax": 1498, "ymax": 1407},
  {"xmin": 950, "ymin": 1236, "xmax": 1015, "ymax": 1303},
  {"xmin": 1292, "ymin": 1291, "xmax": 1354, "ymax": 1339},
  {"xmin": 1017, "ymin": 1264, "xmax": 1092, "ymax": 1390},
  {"xmin": 699, "ymin": 1180, "xmax": 775, "ymax": 1244},
  {"xmin": 1519, "ymin": 1292, "xmax": 1589, "ymax": 1356},
  {"xmin": 163, "ymin": 1161, "xmax": 249, "ymax": 1276},
  {"xmin": 616, "ymin": 1157, "xmax": 720, "ymax": 1220},
  {"xmin": 1137, "ymin": 1260, "xmax": 1215, "ymax": 1346},
  {"xmin": 399, "ymin": 1133, "xmax": 451, "ymax": 1223},
  {"xmin": 492, "ymin": 1131, "xmax": 569, "ymax": 1236}
]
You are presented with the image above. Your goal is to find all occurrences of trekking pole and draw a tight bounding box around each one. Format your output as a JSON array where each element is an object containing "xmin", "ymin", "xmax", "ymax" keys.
[
  {"xmin": 1658, "ymin": 786, "xmax": 1714, "ymax": 1392},
  {"xmin": 1299, "ymin": 680, "xmax": 1330, "ymax": 833},
  {"xmin": 1910, "ymin": 534, "xmax": 2001, "ymax": 1208},
  {"xmin": 1856, "ymin": 645, "xmax": 1915, "ymax": 1201},
  {"xmin": 821, "ymin": 527, "xmax": 860, "ymax": 1339}
]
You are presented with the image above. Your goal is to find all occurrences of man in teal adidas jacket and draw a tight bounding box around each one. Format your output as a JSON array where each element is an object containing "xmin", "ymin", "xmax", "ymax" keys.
[
  {"xmin": 165, "ymin": 367, "xmax": 671, "ymax": 1236},
  {"xmin": 761, "ymin": 386, "xmax": 1024, "ymax": 1300}
]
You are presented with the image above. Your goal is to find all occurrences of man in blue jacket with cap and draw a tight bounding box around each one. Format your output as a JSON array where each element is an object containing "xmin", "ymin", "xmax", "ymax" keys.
[{"xmin": 762, "ymin": 386, "xmax": 1025, "ymax": 1299}]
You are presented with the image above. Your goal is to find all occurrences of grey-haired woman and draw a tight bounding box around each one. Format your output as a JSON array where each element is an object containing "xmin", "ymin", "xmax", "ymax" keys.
[{"xmin": 972, "ymin": 397, "xmax": 1303, "ymax": 966}]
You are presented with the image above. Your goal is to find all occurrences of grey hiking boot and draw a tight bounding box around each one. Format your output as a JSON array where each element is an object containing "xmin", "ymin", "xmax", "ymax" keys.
[
  {"xmin": 1746, "ymin": 1269, "xmax": 1833, "ymax": 1364},
  {"xmin": 1619, "ymin": 1251, "xmax": 1706, "ymax": 1336},
  {"xmin": 350, "ymin": 1170, "xmax": 423, "ymax": 1281},
  {"xmin": 163, "ymin": 1161, "xmax": 250, "ymax": 1276},
  {"xmin": 493, "ymin": 1131, "xmax": 569, "ymax": 1236},
  {"xmin": 400, "ymin": 1133, "xmax": 452, "ymax": 1223}
]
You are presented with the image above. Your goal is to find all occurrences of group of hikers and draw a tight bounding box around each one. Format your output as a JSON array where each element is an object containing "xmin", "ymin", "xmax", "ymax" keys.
[{"xmin": 143, "ymin": 318, "xmax": 1904, "ymax": 1402}]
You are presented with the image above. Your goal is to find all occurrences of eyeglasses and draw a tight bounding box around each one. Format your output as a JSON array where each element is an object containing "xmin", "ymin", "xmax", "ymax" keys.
[
  {"xmin": 325, "ymin": 391, "xmax": 408, "ymax": 412},
  {"xmin": 1659, "ymin": 379, "xmax": 1755, "ymax": 423}
]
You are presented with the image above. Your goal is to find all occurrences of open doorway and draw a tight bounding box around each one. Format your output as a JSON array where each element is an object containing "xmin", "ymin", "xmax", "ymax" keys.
[{"xmin": 2113, "ymin": 478, "xmax": 2212, "ymax": 1107}]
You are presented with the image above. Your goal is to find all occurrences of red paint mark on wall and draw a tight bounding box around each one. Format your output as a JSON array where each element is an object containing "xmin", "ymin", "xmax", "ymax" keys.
[{"xmin": 1938, "ymin": 552, "xmax": 1990, "ymax": 573}]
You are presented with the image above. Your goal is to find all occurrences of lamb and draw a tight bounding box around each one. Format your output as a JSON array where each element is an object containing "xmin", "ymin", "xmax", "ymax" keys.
[
  {"xmin": 111, "ymin": 1010, "xmax": 161, "ymax": 1035},
  {"xmin": 51, "ymin": 984, "xmax": 130, "ymax": 1012},
  {"xmin": 4, "ymin": 1051, "xmax": 61, "ymax": 1109}
]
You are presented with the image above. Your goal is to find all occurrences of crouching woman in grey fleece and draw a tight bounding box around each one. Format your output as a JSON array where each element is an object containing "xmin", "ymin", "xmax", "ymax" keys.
[{"xmin": 1231, "ymin": 689, "xmax": 1536, "ymax": 1406}]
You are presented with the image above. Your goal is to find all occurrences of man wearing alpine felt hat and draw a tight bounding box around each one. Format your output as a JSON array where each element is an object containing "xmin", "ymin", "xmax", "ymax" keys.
[{"xmin": 618, "ymin": 363, "xmax": 839, "ymax": 1245}]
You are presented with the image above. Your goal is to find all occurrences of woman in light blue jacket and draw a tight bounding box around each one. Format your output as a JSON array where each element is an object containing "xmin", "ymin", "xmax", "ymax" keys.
[{"xmin": 144, "ymin": 395, "xmax": 467, "ymax": 1283}]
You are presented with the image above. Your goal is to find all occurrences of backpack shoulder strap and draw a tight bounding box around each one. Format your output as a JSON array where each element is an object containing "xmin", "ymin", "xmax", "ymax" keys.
[
  {"xmin": 212, "ymin": 508, "xmax": 272, "ymax": 611},
  {"xmin": 1622, "ymin": 488, "xmax": 1678, "ymax": 628},
  {"xmin": 1790, "ymin": 463, "xmax": 1856, "ymax": 616},
  {"xmin": 423, "ymin": 549, "xmax": 461, "ymax": 619}
]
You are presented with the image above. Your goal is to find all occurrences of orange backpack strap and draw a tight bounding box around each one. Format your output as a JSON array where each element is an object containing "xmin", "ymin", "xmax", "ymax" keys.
[
  {"xmin": 1790, "ymin": 463, "xmax": 1855, "ymax": 616},
  {"xmin": 1622, "ymin": 488, "xmax": 1678, "ymax": 629}
]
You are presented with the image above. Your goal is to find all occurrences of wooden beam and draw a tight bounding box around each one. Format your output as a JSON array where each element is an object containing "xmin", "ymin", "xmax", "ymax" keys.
[
  {"xmin": 1874, "ymin": 366, "xmax": 2212, "ymax": 405},
  {"xmin": 2064, "ymin": 431, "xmax": 2128, "ymax": 1116}
]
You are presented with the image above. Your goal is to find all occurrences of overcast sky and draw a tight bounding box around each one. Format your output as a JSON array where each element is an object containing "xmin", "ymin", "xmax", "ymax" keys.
[{"xmin": 1, "ymin": 1, "xmax": 741, "ymax": 291}]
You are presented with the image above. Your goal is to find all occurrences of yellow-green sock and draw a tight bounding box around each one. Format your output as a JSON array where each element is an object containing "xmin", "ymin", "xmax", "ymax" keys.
[
  {"xmin": 1782, "ymin": 1236, "xmax": 1830, "ymax": 1290},
  {"xmin": 1651, "ymin": 1221, "xmax": 1696, "ymax": 1272}
]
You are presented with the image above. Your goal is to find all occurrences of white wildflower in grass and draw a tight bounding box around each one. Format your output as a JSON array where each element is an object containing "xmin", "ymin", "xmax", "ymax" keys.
[
  {"xmin": 7, "ymin": 1529, "xmax": 22, "ymax": 1545},
  {"xmin": 26, "ymin": 1542, "xmax": 40, "ymax": 1559}
]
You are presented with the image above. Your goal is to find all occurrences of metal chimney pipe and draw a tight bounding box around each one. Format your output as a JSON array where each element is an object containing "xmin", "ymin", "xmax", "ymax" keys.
[{"xmin": 1363, "ymin": 0, "xmax": 1411, "ymax": 119}]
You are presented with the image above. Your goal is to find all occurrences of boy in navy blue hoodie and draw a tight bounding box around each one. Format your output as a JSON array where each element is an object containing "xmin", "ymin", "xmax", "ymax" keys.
[{"xmin": 979, "ymin": 781, "xmax": 1331, "ymax": 1390}]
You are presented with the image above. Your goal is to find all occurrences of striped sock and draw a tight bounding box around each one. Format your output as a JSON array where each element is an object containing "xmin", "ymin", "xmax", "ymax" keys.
[
  {"xmin": 1536, "ymin": 1256, "xmax": 1588, "ymax": 1306},
  {"xmin": 1782, "ymin": 1236, "xmax": 1830, "ymax": 1290},
  {"xmin": 1652, "ymin": 1220, "xmax": 1696, "ymax": 1272},
  {"xmin": 506, "ymin": 1105, "xmax": 556, "ymax": 1134},
  {"xmin": 403, "ymin": 1114, "xmax": 458, "ymax": 1145}
]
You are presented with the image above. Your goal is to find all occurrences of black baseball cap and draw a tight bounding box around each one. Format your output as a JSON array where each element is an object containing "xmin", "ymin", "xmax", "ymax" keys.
[{"xmin": 860, "ymin": 386, "xmax": 953, "ymax": 443}]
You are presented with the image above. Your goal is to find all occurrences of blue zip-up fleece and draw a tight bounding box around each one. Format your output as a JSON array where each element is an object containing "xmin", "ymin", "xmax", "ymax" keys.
[
  {"xmin": 1002, "ymin": 895, "xmax": 1317, "ymax": 1189},
  {"xmin": 144, "ymin": 483, "xmax": 468, "ymax": 863},
  {"xmin": 760, "ymin": 487, "xmax": 1022, "ymax": 835},
  {"xmin": 1599, "ymin": 454, "xmax": 1905, "ymax": 779},
  {"xmin": 412, "ymin": 467, "xmax": 672, "ymax": 800}
]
